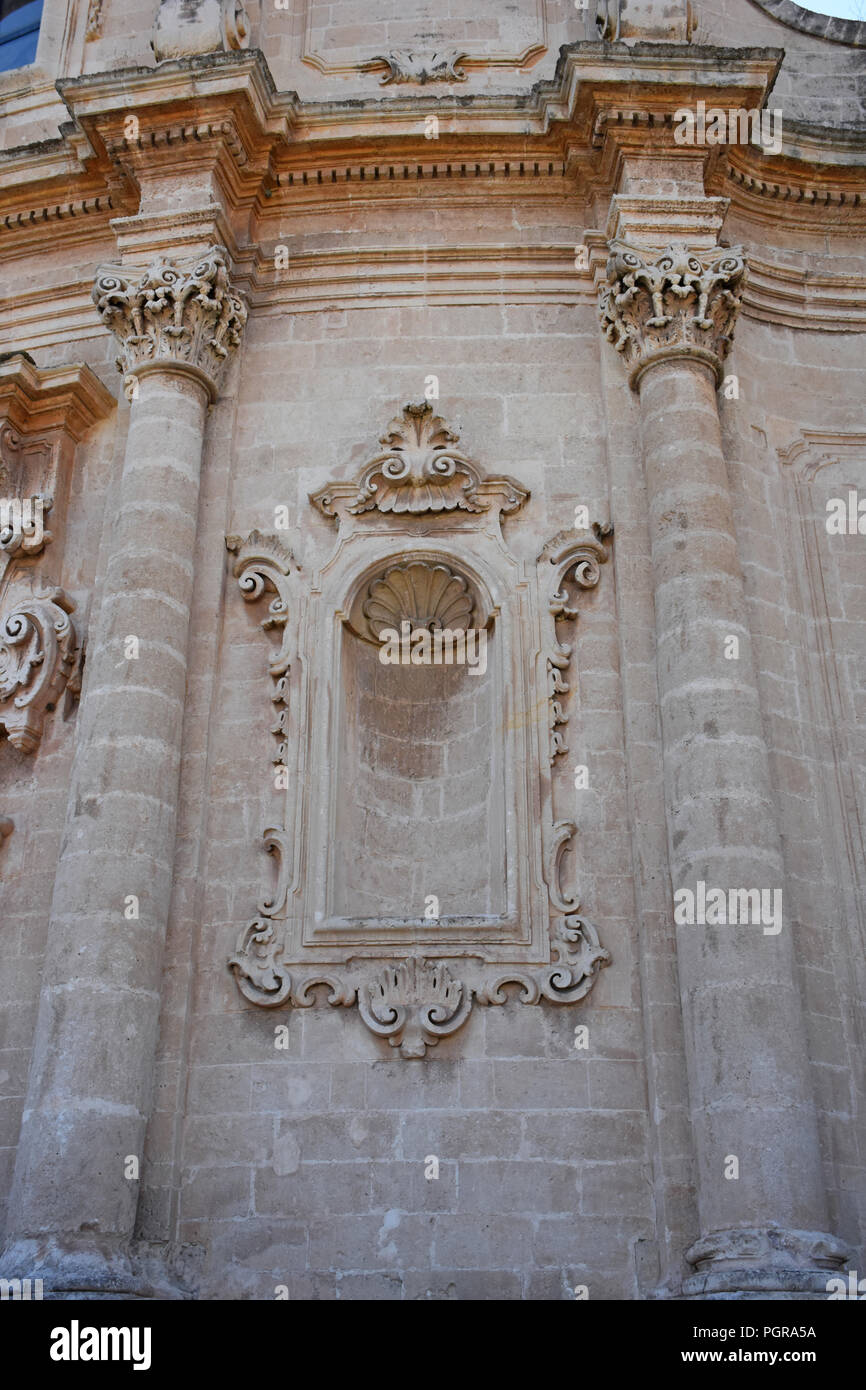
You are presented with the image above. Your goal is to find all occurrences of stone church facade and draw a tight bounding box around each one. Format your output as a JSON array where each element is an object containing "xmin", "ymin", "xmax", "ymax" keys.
[{"xmin": 0, "ymin": 0, "xmax": 863, "ymax": 1300}]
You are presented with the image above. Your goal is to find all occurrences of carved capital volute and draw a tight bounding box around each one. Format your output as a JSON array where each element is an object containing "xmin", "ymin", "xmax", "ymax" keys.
[
  {"xmin": 599, "ymin": 240, "xmax": 747, "ymax": 389},
  {"xmin": 92, "ymin": 245, "xmax": 248, "ymax": 402}
]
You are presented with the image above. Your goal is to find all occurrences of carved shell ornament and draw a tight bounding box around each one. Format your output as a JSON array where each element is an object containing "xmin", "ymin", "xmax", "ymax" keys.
[{"xmin": 362, "ymin": 561, "xmax": 474, "ymax": 639}]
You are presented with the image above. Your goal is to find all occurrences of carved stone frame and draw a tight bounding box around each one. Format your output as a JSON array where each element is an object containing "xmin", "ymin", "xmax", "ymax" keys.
[{"xmin": 227, "ymin": 405, "xmax": 611, "ymax": 1056}]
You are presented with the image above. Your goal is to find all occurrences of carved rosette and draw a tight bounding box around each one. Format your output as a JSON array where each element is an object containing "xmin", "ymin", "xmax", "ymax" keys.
[
  {"xmin": 92, "ymin": 246, "xmax": 248, "ymax": 399},
  {"xmin": 600, "ymin": 241, "xmax": 747, "ymax": 387},
  {"xmin": 0, "ymin": 584, "xmax": 78, "ymax": 753}
]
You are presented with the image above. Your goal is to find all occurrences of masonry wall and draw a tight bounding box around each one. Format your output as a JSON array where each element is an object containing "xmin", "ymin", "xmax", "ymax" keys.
[{"xmin": 0, "ymin": 0, "xmax": 864, "ymax": 1300}]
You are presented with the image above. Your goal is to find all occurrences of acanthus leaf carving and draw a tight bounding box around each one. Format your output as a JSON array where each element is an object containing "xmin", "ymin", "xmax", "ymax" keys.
[
  {"xmin": 358, "ymin": 957, "xmax": 473, "ymax": 1059},
  {"xmin": 92, "ymin": 246, "xmax": 248, "ymax": 395},
  {"xmin": 310, "ymin": 402, "xmax": 527, "ymax": 521},
  {"xmin": 600, "ymin": 241, "xmax": 747, "ymax": 386},
  {"xmin": 541, "ymin": 527, "xmax": 610, "ymax": 764},
  {"xmin": 366, "ymin": 51, "xmax": 468, "ymax": 86}
]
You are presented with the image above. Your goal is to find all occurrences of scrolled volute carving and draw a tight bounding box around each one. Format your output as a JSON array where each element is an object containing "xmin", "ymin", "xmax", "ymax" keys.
[
  {"xmin": 311, "ymin": 402, "xmax": 528, "ymax": 521},
  {"xmin": 229, "ymin": 921, "xmax": 293, "ymax": 1007},
  {"xmin": 359, "ymin": 958, "xmax": 473, "ymax": 1059},
  {"xmin": 541, "ymin": 527, "xmax": 610, "ymax": 763},
  {"xmin": 225, "ymin": 530, "xmax": 296, "ymax": 769},
  {"xmin": 367, "ymin": 51, "xmax": 468, "ymax": 85},
  {"xmin": 600, "ymin": 241, "xmax": 747, "ymax": 386},
  {"xmin": 92, "ymin": 247, "xmax": 248, "ymax": 397},
  {"xmin": 0, "ymin": 583, "xmax": 78, "ymax": 753}
]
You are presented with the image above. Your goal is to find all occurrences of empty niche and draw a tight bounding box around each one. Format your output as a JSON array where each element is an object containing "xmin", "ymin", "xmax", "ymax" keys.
[{"xmin": 333, "ymin": 557, "xmax": 505, "ymax": 926}]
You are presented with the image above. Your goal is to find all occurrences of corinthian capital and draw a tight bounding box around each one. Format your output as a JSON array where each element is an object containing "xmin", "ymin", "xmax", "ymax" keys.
[
  {"xmin": 599, "ymin": 241, "xmax": 747, "ymax": 388},
  {"xmin": 92, "ymin": 246, "xmax": 248, "ymax": 401}
]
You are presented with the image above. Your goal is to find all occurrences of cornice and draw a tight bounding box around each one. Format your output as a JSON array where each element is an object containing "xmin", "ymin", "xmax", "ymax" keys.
[
  {"xmin": 0, "ymin": 45, "xmax": 863, "ymax": 261},
  {"xmin": 0, "ymin": 355, "xmax": 115, "ymax": 439}
]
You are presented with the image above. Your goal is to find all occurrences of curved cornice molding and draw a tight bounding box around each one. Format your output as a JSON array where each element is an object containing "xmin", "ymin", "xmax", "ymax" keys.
[
  {"xmin": 747, "ymin": 0, "xmax": 866, "ymax": 47},
  {"xmin": 0, "ymin": 44, "xmax": 863, "ymax": 248}
]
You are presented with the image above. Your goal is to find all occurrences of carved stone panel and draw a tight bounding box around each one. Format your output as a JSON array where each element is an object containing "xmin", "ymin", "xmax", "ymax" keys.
[{"xmin": 228, "ymin": 404, "xmax": 611, "ymax": 1055}]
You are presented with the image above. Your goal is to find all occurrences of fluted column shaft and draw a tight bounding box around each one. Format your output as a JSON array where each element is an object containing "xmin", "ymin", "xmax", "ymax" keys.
[
  {"xmin": 0, "ymin": 248, "xmax": 246, "ymax": 1295},
  {"xmin": 601, "ymin": 241, "xmax": 846, "ymax": 1295}
]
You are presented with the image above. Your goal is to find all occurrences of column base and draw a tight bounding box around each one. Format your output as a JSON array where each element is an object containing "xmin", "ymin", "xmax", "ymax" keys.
[
  {"xmin": 0, "ymin": 1236, "xmax": 195, "ymax": 1300},
  {"xmin": 681, "ymin": 1226, "xmax": 850, "ymax": 1301}
]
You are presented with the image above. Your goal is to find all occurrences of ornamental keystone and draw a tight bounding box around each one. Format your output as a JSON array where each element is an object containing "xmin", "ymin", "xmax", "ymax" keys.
[
  {"xmin": 92, "ymin": 246, "xmax": 248, "ymax": 400},
  {"xmin": 600, "ymin": 240, "xmax": 747, "ymax": 387}
]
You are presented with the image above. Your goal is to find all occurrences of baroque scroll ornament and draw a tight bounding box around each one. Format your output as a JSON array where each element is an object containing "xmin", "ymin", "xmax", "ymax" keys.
[
  {"xmin": 227, "ymin": 405, "xmax": 611, "ymax": 1058},
  {"xmin": 229, "ymin": 921, "xmax": 609, "ymax": 1058},
  {"xmin": 226, "ymin": 521, "xmax": 612, "ymax": 1058},
  {"xmin": 541, "ymin": 527, "xmax": 610, "ymax": 762},
  {"xmin": 0, "ymin": 583, "xmax": 78, "ymax": 753},
  {"xmin": 600, "ymin": 241, "xmax": 747, "ymax": 385},
  {"xmin": 368, "ymin": 51, "xmax": 468, "ymax": 85},
  {"xmin": 92, "ymin": 246, "xmax": 248, "ymax": 393}
]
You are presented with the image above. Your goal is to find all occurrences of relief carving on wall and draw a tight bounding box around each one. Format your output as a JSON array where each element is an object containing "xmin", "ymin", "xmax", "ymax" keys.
[
  {"xmin": 600, "ymin": 241, "xmax": 747, "ymax": 386},
  {"xmin": 228, "ymin": 404, "xmax": 611, "ymax": 1056},
  {"xmin": 366, "ymin": 52, "xmax": 468, "ymax": 86},
  {"xmin": 0, "ymin": 585, "xmax": 78, "ymax": 754},
  {"xmin": 0, "ymin": 358, "xmax": 111, "ymax": 756},
  {"xmin": 311, "ymin": 401, "xmax": 527, "ymax": 518},
  {"xmin": 92, "ymin": 247, "xmax": 248, "ymax": 397}
]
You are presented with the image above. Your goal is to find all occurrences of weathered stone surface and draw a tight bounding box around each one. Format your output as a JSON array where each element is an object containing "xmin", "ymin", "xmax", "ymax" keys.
[{"xmin": 0, "ymin": 0, "xmax": 863, "ymax": 1304}]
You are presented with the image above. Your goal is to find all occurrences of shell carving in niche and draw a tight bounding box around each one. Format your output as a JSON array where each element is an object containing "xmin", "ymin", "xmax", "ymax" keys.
[{"xmin": 362, "ymin": 561, "xmax": 474, "ymax": 638}]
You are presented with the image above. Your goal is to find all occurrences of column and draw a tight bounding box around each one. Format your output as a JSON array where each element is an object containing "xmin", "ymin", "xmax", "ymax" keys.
[
  {"xmin": 600, "ymin": 240, "xmax": 848, "ymax": 1296},
  {"xmin": 0, "ymin": 248, "xmax": 246, "ymax": 1296}
]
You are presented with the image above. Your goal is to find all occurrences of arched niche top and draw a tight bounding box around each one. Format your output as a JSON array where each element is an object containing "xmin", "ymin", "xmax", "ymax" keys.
[
  {"xmin": 344, "ymin": 552, "xmax": 495, "ymax": 645},
  {"xmin": 226, "ymin": 404, "xmax": 613, "ymax": 1057}
]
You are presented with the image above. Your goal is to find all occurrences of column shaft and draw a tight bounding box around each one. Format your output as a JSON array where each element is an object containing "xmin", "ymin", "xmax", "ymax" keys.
[
  {"xmin": 600, "ymin": 238, "xmax": 847, "ymax": 1294},
  {"xmin": 0, "ymin": 247, "xmax": 246, "ymax": 1295}
]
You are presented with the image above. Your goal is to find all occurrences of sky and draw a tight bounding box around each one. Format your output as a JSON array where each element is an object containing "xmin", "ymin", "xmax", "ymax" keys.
[{"xmin": 795, "ymin": 0, "xmax": 865, "ymax": 16}]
